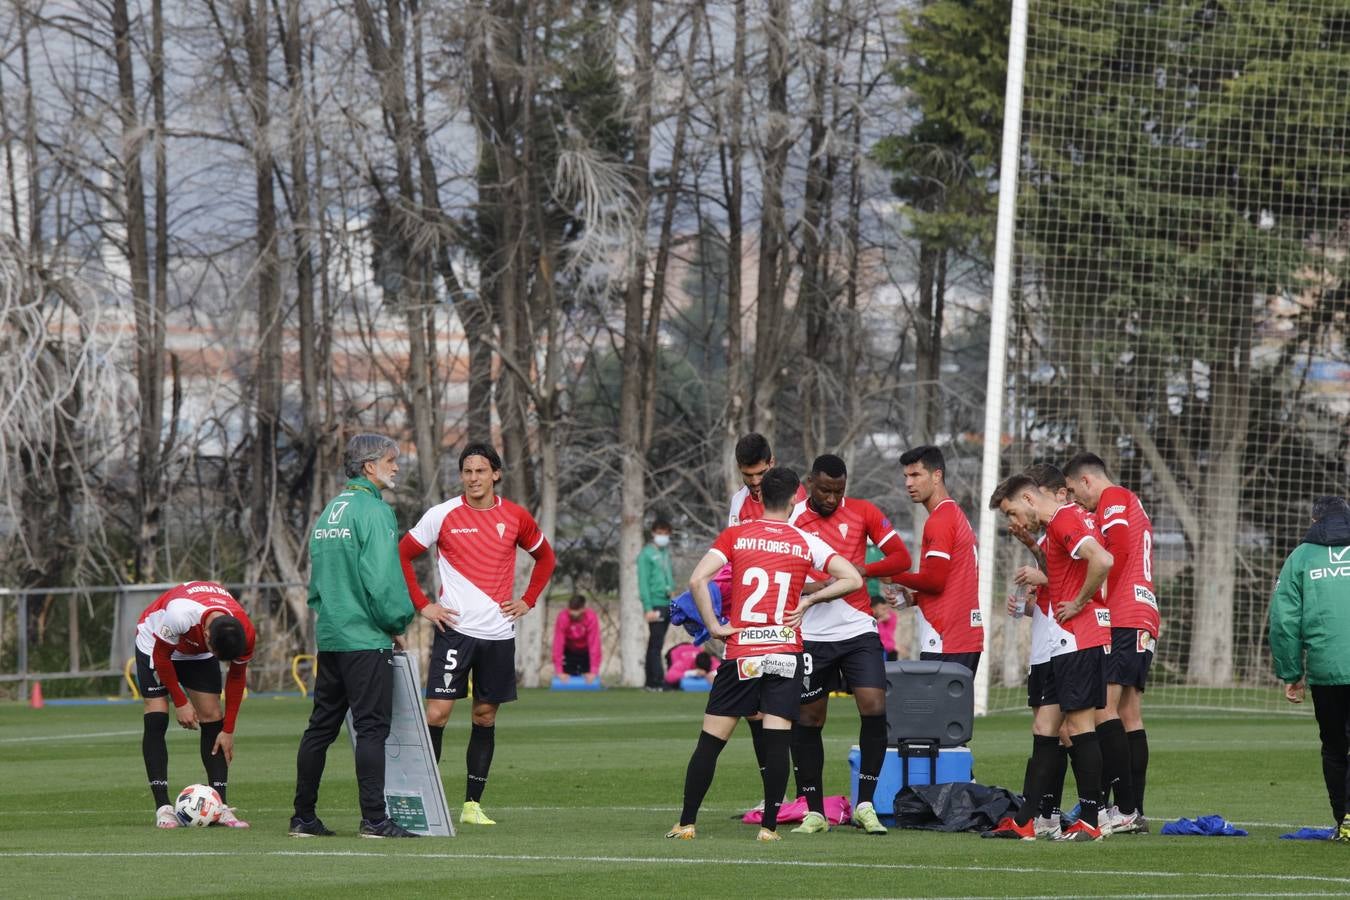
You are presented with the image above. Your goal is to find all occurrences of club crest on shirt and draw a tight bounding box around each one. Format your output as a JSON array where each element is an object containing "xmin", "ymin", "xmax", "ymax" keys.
[{"xmin": 496, "ymin": 523, "xmax": 506, "ymax": 539}]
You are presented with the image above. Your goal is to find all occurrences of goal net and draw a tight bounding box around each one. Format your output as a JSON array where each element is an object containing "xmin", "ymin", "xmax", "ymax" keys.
[{"xmin": 986, "ymin": 0, "xmax": 1350, "ymax": 714}]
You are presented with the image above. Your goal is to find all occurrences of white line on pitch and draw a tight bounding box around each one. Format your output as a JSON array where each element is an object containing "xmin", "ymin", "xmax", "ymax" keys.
[
  {"xmin": 0, "ymin": 729, "xmax": 141, "ymax": 744},
  {"xmin": 1, "ymin": 851, "xmax": 1348, "ymax": 885}
]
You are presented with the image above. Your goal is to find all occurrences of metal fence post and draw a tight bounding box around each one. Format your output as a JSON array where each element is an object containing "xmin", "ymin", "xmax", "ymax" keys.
[{"xmin": 17, "ymin": 591, "xmax": 28, "ymax": 703}]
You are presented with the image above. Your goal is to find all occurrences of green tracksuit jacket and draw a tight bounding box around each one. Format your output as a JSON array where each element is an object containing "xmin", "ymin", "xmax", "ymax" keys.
[
  {"xmin": 637, "ymin": 542, "xmax": 675, "ymax": 612},
  {"xmin": 1269, "ymin": 510, "xmax": 1350, "ymax": 686},
  {"xmin": 308, "ymin": 477, "xmax": 415, "ymax": 651}
]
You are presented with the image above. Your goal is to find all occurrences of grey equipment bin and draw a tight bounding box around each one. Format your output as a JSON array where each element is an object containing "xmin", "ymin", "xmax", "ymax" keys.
[{"xmin": 883, "ymin": 659, "xmax": 973, "ymax": 748}]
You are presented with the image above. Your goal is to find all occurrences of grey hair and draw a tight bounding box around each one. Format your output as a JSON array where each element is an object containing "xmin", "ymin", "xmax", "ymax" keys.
[{"xmin": 344, "ymin": 433, "xmax": 398, "ymax": 479}]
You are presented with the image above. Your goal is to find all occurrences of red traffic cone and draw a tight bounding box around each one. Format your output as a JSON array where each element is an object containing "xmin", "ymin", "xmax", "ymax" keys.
[{"xmin": 29, "ymin": 681, "xmax": 44, "ymax": 709}]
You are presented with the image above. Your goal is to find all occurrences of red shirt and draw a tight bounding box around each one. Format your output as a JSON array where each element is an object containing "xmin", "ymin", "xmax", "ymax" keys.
[
  {"xmin": 728, "ymin": 484, "xmax": 808, "ymax": 526},
  {"xmin": 788, "ymin": 497, "xmax": 907, "ymax": 641},
  {"xmin": 135, "ymin": 582, "xmax": 255, "ymax": 732},
  {"xmin": 404, "ymin": 496, "xmax": 546, "ymax": 640},
  {"xmin": 1096, "ymin": 485, "xmax": 1159, "ymax": 636},
  {"xmin": 909, "ymin": 498, "xmax": 983, "ymax": 654},
  {"xmin": 1041, "ymin": 504, "xmax": 1111, "ymax": 654},
  {"xmin": 708, "ymin": 519, "xmax": 837, "ymax": 659}
]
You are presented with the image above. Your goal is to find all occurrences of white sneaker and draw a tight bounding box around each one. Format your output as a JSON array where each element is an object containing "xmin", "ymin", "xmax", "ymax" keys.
[
  {"xmin": 214, "ymin": 806, "xmax": 250, "ymax": 828},
  {"xmin": 1033, "ymin": 814, "xmax": 1061, "ymax": 838},
  {"xmin": 155, "ymin": 804, "xmax": 179, "ymax": 829},
  {"xmin": 1105, "ymin": 806, "xmax": 1140, "ymax": 835}
]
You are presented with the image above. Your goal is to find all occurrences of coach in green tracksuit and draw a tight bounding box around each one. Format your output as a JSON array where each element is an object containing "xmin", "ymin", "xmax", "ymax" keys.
[
  {"xmin": 290, "ymin": 433, "xmax": 418, "ymax": 839},
  {"xmin": 1269, "ymin": 495, "xmax": 1350, "ymax": 839}
]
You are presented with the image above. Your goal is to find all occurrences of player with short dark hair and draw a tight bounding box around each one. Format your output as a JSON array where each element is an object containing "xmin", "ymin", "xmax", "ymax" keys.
[
  {"xmin": 726, "ymin": 434, "xmax": 808, "ymax": 803},
  {"xmin": 729, "ymin": 433, "xmax": 808, "ymax": 526},
  {"xmin": 666, "ymin": 466, "xmax": 863, "ymax": 842},
  {"xmin": 1064, "ymin": 451, "xmax": 1158, "ymax": 834},
  {"xmin": 786, "ymin": 454, "xmax": 911, "ymax": 835},
  {"xmin": 399, "ymin": 442, "xmax": 557, "ymax": 826},
  {"xmin": 135, "ymin": 581, "xmax": 256, "ymax": 829},
  {"xmin": 893, "ymin": 445, "xmax": 983, "ymax": 676},
  {"xmin": 984, "ymin": 474, "xmax": 1114, "ymax": 842}
]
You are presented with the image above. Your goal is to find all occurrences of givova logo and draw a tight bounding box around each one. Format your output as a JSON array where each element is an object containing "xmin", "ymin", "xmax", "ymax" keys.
[
  {"xmin": 327, "ymin": 501, "xmax": 349, "ymax": 525},
  {"xmin": 1310, "ymin": 546, "xmax": 1350, "ymax": 580}
]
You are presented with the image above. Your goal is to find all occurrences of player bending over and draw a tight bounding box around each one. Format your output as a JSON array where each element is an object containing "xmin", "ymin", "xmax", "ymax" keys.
[
  {"xmin": 400, "ymin": 442, "xmax": 556, "ymax": 826},
  {"xmin": 786, "ymin": 453, "xmax": 911, "ymax": 835},
  {"xmin": 984, "ymin": 474, "xmax": 1114, "ymax": 842},
  {"xmin": 666, "ymin": 466, "xmax": 862, "ymax": 842},
  {"xmin": 135, "ymin": 581, "xmax": 254, "ymax": 829}
]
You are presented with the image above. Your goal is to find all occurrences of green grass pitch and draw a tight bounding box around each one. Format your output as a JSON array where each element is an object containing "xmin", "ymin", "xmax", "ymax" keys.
[{"xmin": 1, "ymin": 690, "xmax": 1346, "ymax": 898}]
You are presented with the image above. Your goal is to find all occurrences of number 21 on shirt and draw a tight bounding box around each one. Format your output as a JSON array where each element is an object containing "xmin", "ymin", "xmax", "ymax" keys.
[{"xmin": 741, "ymin": 566, "xmax": 792, "ymax": 624}]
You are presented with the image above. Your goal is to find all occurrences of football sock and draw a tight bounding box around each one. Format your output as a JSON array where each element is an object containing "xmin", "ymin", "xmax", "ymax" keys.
[
  {"xmin": 1017, "ymin": 735, "xmax": 1062, "ymax": 826},
  {"xmin": 747, "ymin": 718, "xmax": 768, "ymax": 778},
  {"xmin": 1127, "ymin": 728, "xmax": 1149, "ymax": 815},
  {"xmin": 791, "ymin": 724, "xmax": 825, "ymax": 814},
  {"xmin": 857, "ymin": 715, "xmax": 888, "ymax": 806},
  {"xmin": 1096, "ymin": 718, "xmax": 1133, "ymax": 812},
  {"xmin": 199, "ymin": 719, "xmax": 229, "ymax": 804},
  {"xmin": 1021, "ymin": 756, "xmax": 1034, "ymax": 799},
  {"xmin": 1049, "ymin": 744, "xmax": 1068, "ymax": 814},
  {"xmin": 1068, "ymin": 730, "xmax": 1103, "ymax": 828},
  {"xmin": 465, "ymin": 723, "xmax": 495, "ymax": 803},
  {"xmin": 429, "ymin": 725, "xmax": 445, "ymax": 763},
  {"xmin": 679, "ymin": 730, "xmax": 728, "ymax": 825},
  {"xmin": 760, "ymin": 727, "xmax": 792, "ymax": 831},
  {"xmin": 143, "ymin": 711, "xmax": 171, "ymax": 809}
]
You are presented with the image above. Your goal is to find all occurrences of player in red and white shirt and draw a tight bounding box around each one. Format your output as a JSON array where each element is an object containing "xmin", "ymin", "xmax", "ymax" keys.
[
  {"xmin": 133, "ymin": 581, "xmax": 254, "ymax": 829},
  {"xmin": 666, "ymin": 466, "xmax": 862, "ymax": 842},
  {"xmin": 728, "ymin": 432, "xmax": 808, "ymax": 526},
  {"xmin": 894, "ymin": 445, "xmax": 983, "ymax": 674},
  {"xmin": 785, "ymin": 454, "xmax": 911, "ymax": 835},
  {"xmin": 985, "ymin": 473, "xmax": 1115, "ymax": 842},
  {"xmin": 1065, "ymin": 452, "xmax": 1157, "ymax": 832},
  {"xmin": 725, "ymin": 432, "xmax": 807, "ymax": 798},
  {"xmin": 399, "ymin": 442, "xmax": 556, "ymax": 826}
]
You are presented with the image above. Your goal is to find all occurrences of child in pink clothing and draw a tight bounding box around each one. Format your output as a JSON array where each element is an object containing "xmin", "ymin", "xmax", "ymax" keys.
[
  {"xmin": 553, "ymin": 595, "xmax": 602, "ymax": 683},
  {"xmin": 872, "ymin": 596, "xmax": 899, "ymax": 662}
]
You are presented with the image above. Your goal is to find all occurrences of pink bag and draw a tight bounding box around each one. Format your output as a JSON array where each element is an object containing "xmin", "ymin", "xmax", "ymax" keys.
[{"xmin": 741, "ymin": 795, "xmax": 852, "ymax": 825}]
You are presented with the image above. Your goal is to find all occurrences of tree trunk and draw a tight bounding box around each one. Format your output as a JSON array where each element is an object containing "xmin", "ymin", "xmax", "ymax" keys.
[
  {"xmin": 112, "ymin": 0, "xmax": 164, "ymax": 582},
  {"xmin": 750, "ymin": 0, "xmax": 792, "ymax": 440},
  {"xmin": 615, "ymin": 0, "xmax": 656, "ymax": 688},
  {"xmin": 1188, "ymin": 300, "xmax": 1252, "ymax": 685},
  {"xmin": 721, "ymin": 0, "xmax": 748, "ymax": 498},
  {"xmin": 243, "ymin": 0, "xmax": 282, "ymax": 572},
  {"xmin": 282, "ymin": 0, "xmax": 320, "ymax": 521}
]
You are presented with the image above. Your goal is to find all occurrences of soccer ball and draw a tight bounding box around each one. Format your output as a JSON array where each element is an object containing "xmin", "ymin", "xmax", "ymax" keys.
[{"xmin": 175, "ymin": 784, "xmax": 223, "ymax": 827}]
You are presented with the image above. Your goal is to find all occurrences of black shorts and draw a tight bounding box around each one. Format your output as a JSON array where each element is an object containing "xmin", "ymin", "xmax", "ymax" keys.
[
  {"xmin": 1104, "ymin": 627, "xmax": 1155, "ymax": 691},
  {"xmin": 561, "ymin": 650, "xmax": 590, "ymax": 677},
  {"xmin": 920, "ymin": 651, "xmax": 982, "ymax": 679},
  {"xmin": 135, "ymin": 648, "xmax": 221, "ymax": 700},
  {"xmin": 426, "ymin": 629, "xmax": 517, "ymax": 704},
  {"xmin": 801, "ymin": 633, "xmax": 887, "ymax": 703},
  {"xmin": 1026, "ymin": 646, "xmax": 1106, "ymax": 712},
  {"xmin": 705, "ymin": 654, "xmax": 804, "ymax": 721}
]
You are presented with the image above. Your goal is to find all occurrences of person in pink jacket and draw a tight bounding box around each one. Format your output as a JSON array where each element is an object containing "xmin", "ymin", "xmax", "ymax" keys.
[
  {"xmin": 664, "ymin": 642, "xmax": 720, "ymax": 687},
  {"xmin": 553, "ymin": 595, "xmax": 602, "ymax": 683}
]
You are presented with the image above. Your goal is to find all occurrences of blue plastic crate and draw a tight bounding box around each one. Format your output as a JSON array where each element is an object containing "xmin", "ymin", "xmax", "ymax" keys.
[{"xmin": 550, "ymin": 675, "xmax": 603, "ymax": 691}]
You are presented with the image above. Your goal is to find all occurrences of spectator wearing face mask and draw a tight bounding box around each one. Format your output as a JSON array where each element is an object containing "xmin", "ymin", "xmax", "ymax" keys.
[{"xmin": 638, "ymin": 518, "xmax": 676, "ymax": 691}]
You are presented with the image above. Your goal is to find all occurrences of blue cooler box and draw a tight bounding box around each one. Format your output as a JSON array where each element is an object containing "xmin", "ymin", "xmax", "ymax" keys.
[
  {"xmin": 550, "ymin": 675, "xmax": 603, "ymax": 691},
  {"xmin": 679, "ymin": 672, "xmax": 713, "ymax": 692},
  {"xmin": 847, "ymin": 745, "xmax": 973, "ymax": 819}
]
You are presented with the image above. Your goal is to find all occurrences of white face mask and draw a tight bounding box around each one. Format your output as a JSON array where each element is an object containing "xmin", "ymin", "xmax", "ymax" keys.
[{"xmin": 653, "ymin": 533, "xmax": 671, "ymax": 548}]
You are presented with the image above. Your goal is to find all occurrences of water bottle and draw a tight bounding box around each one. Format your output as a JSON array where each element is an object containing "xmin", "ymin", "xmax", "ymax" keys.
[{"xmin": 1011, "ymin": 582, "xmax": 1028, "ymax": 618}]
